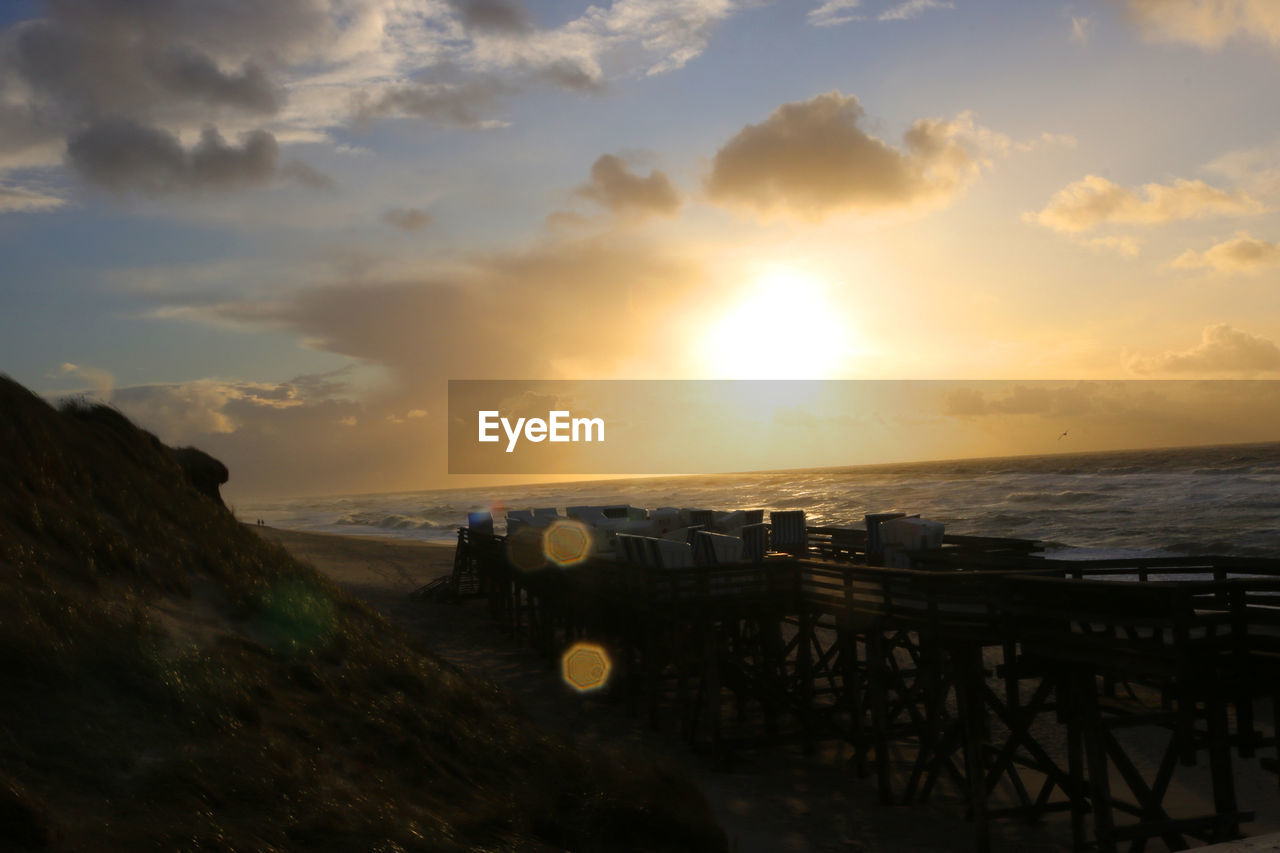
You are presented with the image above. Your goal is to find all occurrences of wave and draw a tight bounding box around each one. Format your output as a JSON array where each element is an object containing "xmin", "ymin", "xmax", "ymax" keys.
[
  {"xmin": 242, "ymin": 441, "xmax": 1280, "ymax": 556},
  {"xmin": 1003, "ymin": 490, "xmax": 1108, "ymax": 505},
  {"xmin": 334, "ymin": 512, "xmax": 454, "ymax": 532}
]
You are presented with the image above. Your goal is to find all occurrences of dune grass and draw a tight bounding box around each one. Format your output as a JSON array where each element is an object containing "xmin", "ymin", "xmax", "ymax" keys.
[{"xmin": 0, "ymin": 377, "xmax": 727, "ymax": 852}]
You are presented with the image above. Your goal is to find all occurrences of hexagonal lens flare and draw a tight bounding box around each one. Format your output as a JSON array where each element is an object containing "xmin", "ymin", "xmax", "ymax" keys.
[
  {"xmin": 561, "ymin": 641, "xmax": 611, "ymax": 692},
  {"xmin": 543, "ymin": 519, "xmax": 593, "ymax": 567}
]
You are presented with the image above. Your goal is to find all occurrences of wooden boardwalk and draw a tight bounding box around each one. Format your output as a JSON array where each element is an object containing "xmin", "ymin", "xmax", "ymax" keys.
[{"xmin": 448, "ymin": 526, "xmax": 1280, "ymax": 852}]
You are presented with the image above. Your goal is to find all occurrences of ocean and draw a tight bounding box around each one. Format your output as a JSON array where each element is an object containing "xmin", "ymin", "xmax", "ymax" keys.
[{"xmin": 239, "ymin": 442, "xmax": 1280, "ymax": 559}]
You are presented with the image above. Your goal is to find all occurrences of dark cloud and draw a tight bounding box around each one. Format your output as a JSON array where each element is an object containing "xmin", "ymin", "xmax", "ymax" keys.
[
  {"xmin": 151, "ymin": 48, "xmax": 280, "ymax": 114},
  {"xmin": 534, "ymin": 60, "xmax": 605, "ymax": 93},
  {"xmin": 576, "ymin": 154, "xmax": 681, "ymax": 217},
  {"xmin": 40, "ymin": 0, "xmax": 334, "ymax": 61},
  {"xmin": 12, "ymin": 15, "xmax": 284, "ymax": 120},
  {"xmin": 381, "ymin": 207, "xmax": 434, "ymax": 231},
  {"xmin": 280, "ymin": 159, "xmax": 336, "ymax": 190},
  {"xmin": 705, "ymin": 91, "xmax": 981, "ymax": 219},
  {"xmin": 66, "ymin": 119, "xmax": 326, "ymax": 194},
  {"xmin": 448, "ymin": 0, "xmax": 532, "ymax": 34},
  {"xmin": 0, "ymin": 0, "xmax": 337, "ymax": 182}
]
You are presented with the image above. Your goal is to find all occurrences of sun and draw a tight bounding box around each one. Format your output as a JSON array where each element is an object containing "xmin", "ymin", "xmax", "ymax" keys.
[{"xmin": 701, "ymin": 267, "xmax": 856, "ymax": 379}]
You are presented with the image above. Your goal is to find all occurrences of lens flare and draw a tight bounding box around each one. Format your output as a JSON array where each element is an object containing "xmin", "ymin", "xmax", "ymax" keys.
[
  {"xmin": 507, "ymin": 525, "xmax": 548, "ymax": 572},
  {"xmin": 543, "ymin": 519, "xmax": 593, "ymax": 567},
  {"xmin": 561, "ymin": 642, "xmax": 611, "ymax": 692}
]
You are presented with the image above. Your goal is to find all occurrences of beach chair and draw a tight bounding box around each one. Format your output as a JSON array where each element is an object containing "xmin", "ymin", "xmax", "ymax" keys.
[
  {"xmin": 741, "ymin": 522, "xmax": 768, "ymax": 563},
  {"xmin": 864, "ymin": 511, "xmax": 907, "ymax": 561},
  {"xmin": 569, "ymin": 505, "xmax": 628, "ymax": 526},
  {"xmin": 467, "ymin": 511, "xmax": 494, "ymax": 535},
  {"xmin": 744, "ymin": 509, "xmax": 764, "ymax": 525},
  {"xmin": 692, "ymin": 530, "xmax": 746, "ymax": 566},
  {"xmin": 684, "ymin": 524, "xmax": 705, "ymax": 545},
  {"xmin": 639, "ymin": 536, "xmax": 693, "ymax": 569},
  {"xmin": 769, "ymin": 510, "xmax": 808, "ymax": 556},
  {"xmin": 688, "ymin": 509, "xmax": 715, "ymax": 530},
  {"xmin": 712, "ymin": 509, "xmax": 746, "ymax": 535},
  {"xmin": 615, "ymin": 533, "xmax": 643, "ymax": 564},
  {"xmin": 506, "ymin": 509, "xmax": 534, "ymax": 534},
  {"xmin": 532, "ymin": 507, "xmax": 561, "ymax": 523}
]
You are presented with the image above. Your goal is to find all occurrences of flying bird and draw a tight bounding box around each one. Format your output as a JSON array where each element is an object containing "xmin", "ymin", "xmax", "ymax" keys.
[{"xmin": 1058, "ymin": 429, "xmax": 1070, "ymax": 441}]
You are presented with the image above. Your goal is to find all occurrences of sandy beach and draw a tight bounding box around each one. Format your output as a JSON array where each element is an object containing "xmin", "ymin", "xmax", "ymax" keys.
[{"xmin": 254, "ymin": 525, "xmax": 1280, "ymax": 852}]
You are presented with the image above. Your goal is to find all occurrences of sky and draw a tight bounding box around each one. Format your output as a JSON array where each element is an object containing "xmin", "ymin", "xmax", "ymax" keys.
[{"xmin": 3, "ymin": 0, "xmax": 1280, "ymax": 500}]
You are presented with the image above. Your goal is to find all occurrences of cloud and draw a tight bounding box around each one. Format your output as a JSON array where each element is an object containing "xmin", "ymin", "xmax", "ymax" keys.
[
  {"xmin": 447, "ymin": 0, "xmax": 533, "ymax": 34},
  {"xmin": 808, "ymin": 1, "xmax": 863, "ymax": 27},
  {"xmin": 279, "ymin": 158, "xmax": 336, "ymax": 190},
  {"xmin": 127, "ymin": 234, "xmax": 710, "ymax": 492},
  {"xmin": 808, "ymin": 0, "xmax": 952, "ymax": 28},
  {"xmin": 65, "ymin": 119, "xmax": 327, "ymax": 194},
  {"xmin": 576, "ymin": 154, "xmax": 681, "ymax": 217},
  {"xmin": 199, "ymin": 236, "xmax": 705, "ymax": 383},
  {"xmin": 1205, "ymin": 138, "xmax": 1280, "ymax": 198},
  {"xmin": 1172, "ymin": 232, "xmax": 1280, "ymax": 273},
  {"xmin": 350, "ymin": 79, "xmax": 512, "ymax": 127},
  {"xmin": 1082, "ymin": 235, "xmax": 1141, "ymax": 256},
  {"xmin": 56, "ymin": 362, "xmax": 114, "ymax": 401},
  {"xmin": 1, "ymin": 0, "xmax": 752, "ymax": 182},
  {"xmin": 381, "ymin": 207, "xmax": 435, "ymax": 231},
  {"xmin": 109, "ymin": 367, "xmax": 359, "ymax": 441},
  {"xmin": 1129, "ymin": 324, "xmax": 1280, "ymax": 375},
  {"xmin": 943, "ymin": 384, "xmax": 1115, "ymax": 417},
  {"xmin": 1027, "ymin": 175, "xmax": 1265, "ymax": 232},
  {"xmin": 0, "ymin": 184, "xmax": 65, "ymax": 213},
  {"xmin": 705, "ymin": 91, "xmax": 996, "ymax": 219},
  {"xmin": 878, "ymin": 0, "xmax": 954, "ymax": 21},
  {"xmin": 1122, "ymin": 0, "xmax": 1280, "ymax": 49},
  {"xmin": 1070, "ymin": 15, "xmax": 1094, "ymax": 44},
  {"xmin": 574, "ymin": 0, "xmax": 742, "ymax": 77},
  {"xmin": 11, "ymin": 15, "xmax": 286, "ymax": 121}
]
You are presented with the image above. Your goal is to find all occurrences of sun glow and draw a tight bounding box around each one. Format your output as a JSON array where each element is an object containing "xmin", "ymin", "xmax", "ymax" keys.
[{"xmin": 701, "ymin": 267, "xmax": 855, "ymax": 379}]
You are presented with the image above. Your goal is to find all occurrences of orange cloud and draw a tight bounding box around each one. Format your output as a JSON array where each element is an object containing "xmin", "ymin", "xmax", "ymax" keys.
[
  {"xmin": 1172, "ymin": 232, "xmax": 1280, "ymax": 273},
  {"xmin": 1028, "ymin": 175, "xmax": 1264, "ymax": 233},
  {"xmin": 1129, "ymin": 324, "xmax": 1280, "ymax": 375},
  {"xmin": 1124, "ymin": 0, "xmax": 1280, "ymax": 49}
]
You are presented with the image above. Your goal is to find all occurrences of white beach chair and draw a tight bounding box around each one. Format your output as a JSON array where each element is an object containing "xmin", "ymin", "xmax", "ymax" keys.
[
  {"xmin": 638, "ymin": 536, "xmax": 693, "ymax": 569},
  {"xmin": 692, "ymin": 530, "xmax": 747, "ymax": 566},
  {"xmin": 712, "ymin": 510, "xmax": 746, "ymax": 536},
  {"xmin": 614, "ymin": 533, "xmax": 643, "ymax": 564}
]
